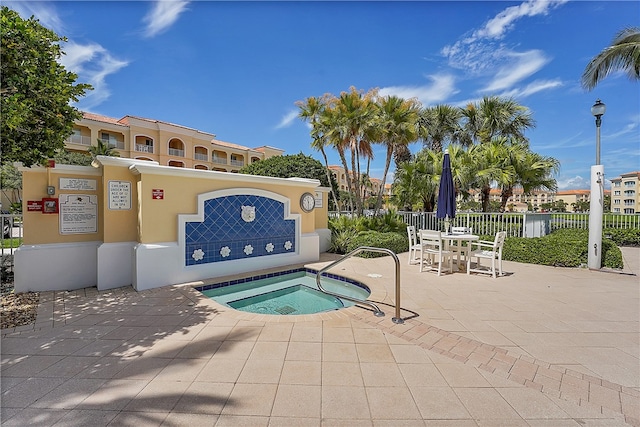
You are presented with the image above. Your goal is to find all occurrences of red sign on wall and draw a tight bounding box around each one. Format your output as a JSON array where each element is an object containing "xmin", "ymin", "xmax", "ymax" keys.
[
  {"xmin": 27, "ymin": 200, "xmax": 43, "ymax": 212},
  {"xmin": 152, "ymin": 189, "xmax": 164, "ymax": 200}
]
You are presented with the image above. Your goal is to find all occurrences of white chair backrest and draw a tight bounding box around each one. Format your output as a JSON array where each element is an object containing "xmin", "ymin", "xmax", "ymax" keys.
[
  {"xmin": 407, "ymin": 225, "xmax": 417, "ymax": 245},
  {"xmin": 451, "ymin": 226, "xmax": 472, "ymax": 234},
  {"xmin": 419, "ymin": 229, "xmax": 443, "ymax": 247},
  {"xmin": 494, "ymin": 231, "xmax": 507, "ymax": 248}
]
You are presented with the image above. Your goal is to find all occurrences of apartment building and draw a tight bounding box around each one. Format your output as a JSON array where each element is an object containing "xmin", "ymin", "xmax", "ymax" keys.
[
  {"xmin": 327, "ymin": 165, "xmax": 393, "ymax": 199},
  {"xmin": 555, "ymin": 190, "xmax": 591, "ymax": 212},
  {"xmin": 610, "ymin": 171, "xmax": 640, "ymax": 214},
  {"xmin": 65, "ymin": 112, "xmax": 284, "ymax": 172},
  {"xmin": 468, "ymin": 188, "xmax": 611, "ymax": 212},
  {"xmin": 470, "ymin": 188, "xmax": 554, "ymax": 211}
]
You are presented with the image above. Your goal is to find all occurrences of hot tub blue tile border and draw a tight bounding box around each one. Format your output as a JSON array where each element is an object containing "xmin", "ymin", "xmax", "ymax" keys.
[{"xmin": 194, "ymin": 267, "xmax": 371, "ymax": 293}]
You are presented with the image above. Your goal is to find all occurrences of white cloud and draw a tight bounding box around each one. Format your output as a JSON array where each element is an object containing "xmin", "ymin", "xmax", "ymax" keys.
[
  {"xmin": 498, "ymin": 79, "xmax": 563, "ymax": 99},
  {"xmin": 5, "ymin": 1, "xmax": 65, "ymax": 33},
  {"xmin": 60, "ymin": 42, "xmax": 129, "ymax": 109},
  {"xmin": 379, "ymin": 74, "xmax": 458, "ymax": 106},
  {"xmin": 442, "ymin": 0, "xmax": 567, "ymax": 74},
  {"xmin": 275, "ymin": 110, "xmax": 299, "ymax": 129},
  {"xmin": 557, "ymin": 175, "xmax": 589, "ymax": 190},
  {"xmin": 472, "ymin": 0, "xmax": 568, "ymax": 41},
  {"xmin": 5, "ymin": 2, "xmax": 129, "ymax": 109},
  {"xmin": 605, "ymin": 121, "xmax": 639, "ymax": 140},
  {"xmin": 143, "ymin": 1, "xmax": 190, "ymax": 38},
  {"xmin": 481, "ymin": 50, "xmax": 550, "ymax": 92}
]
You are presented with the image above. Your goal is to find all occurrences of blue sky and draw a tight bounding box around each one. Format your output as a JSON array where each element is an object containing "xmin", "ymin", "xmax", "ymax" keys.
[{"xmin": 6, "ymin": 0, "xmax": 639, "ymax": 190}]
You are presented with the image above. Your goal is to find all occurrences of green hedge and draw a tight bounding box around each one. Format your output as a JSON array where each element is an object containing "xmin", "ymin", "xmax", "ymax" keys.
[
  {"xmin": 344, "ymin": 231, "xmax": 408, "ymax": 258},
  {"xmin": 328, "ymin": 216, "xmax": 626, "ymax": 269},
  {"xmin": 500, "ymin": 228, "xmax": 622, "ymax": 269},
  {"xmin": 603, "ymin": 227, "xmax": 640, "ymax": 247}
]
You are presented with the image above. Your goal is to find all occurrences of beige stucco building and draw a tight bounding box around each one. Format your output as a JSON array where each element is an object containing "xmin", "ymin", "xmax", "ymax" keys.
[
  {"xmin": 610, "ymin": 171, "xmax": 640, "ymax": 214},
  {"xmin": 327, "ymin": 165, "xmax": 392, "ymax": 206},
  {"xmin": 66, "ymin": 112, "xmax": 284, "ymax": 172}
]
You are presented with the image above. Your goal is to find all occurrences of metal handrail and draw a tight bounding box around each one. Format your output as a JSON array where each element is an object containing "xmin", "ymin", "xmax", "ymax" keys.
[{"xmin": 315, "ymin": 246, "xmax": 404, "ymax": 324}]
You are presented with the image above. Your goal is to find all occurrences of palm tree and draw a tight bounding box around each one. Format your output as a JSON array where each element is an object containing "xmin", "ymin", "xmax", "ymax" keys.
[
  {"xmin": 582, "ymin": 26, "xmax": 640, "ymax": 90},
  {"xmin": 497, "ymin": 142, "xmax": 560, "ymax": 212},
  {"xmin": 461, "ymin": 96, "xmax": 535, "ymax": 145},
  {"xmin": 392, "ymin": 149, "xmax": 441, "ymax": 213},
  {"xmin": 324, "ymin": 87, "xmax": 379, "ymax": 215},
  {"xmin": 418, "ymin": 104, "xmax": 462, "ymax": 152},
  {"xmin": 372, "ymin": 95, "xmax": 420, "ymax": 214},
  {"xmin": 468, "ymin": 139, "xmax": 515, "ymax": 212},
  {"xmin": 297, "ymin": 94, "xmax": 340, "ymax": 210},
  {"xmin": 88, "ymin": 138, "xmax": 120, "ymax": 159}
]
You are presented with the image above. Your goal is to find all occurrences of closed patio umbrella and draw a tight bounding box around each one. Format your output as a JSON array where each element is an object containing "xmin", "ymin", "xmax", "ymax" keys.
[{"xmin": 436, "ymin": 148, "xmax": 456, "ymax": 232}]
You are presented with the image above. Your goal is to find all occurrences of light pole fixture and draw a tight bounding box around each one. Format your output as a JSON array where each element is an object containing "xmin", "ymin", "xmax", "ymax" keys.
[
  {"xmin": 588, "ymin": 99, "xmax": 605, "ymax": 270},
  {"xmin": 591, "ymin": 99, "xmax": 606, "ymax": 165}
]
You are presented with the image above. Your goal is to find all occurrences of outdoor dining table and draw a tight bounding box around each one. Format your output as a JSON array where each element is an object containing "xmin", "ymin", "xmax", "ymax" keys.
[{"xmin": 442, "ymin": 233, "xmax": 479, "ymax": 271}]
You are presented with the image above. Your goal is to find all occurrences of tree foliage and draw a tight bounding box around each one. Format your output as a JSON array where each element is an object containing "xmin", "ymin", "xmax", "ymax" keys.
[
  {"xmin": 52, "ymin": 149, "xmax": 92, "ymax": 166},
  {"xmin": 239, "ymin": 153, "xmax": 338, "ymax": 198},
  {"xmin": 88, "ymin": 138, "xmax": 121, "ymax": 159},
  {"xmin": 581, "ymin": 26, "xmax": 640, "ymax": 91},
  {"xmin": 1, "ymin": 6, "xmax": 92, "ymax": 167}
]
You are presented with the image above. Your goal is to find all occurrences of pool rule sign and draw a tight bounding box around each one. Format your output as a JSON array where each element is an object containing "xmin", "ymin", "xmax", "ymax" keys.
[
  {"xmin": 59, "ymin": 194, "xmax": 98, "ymax": 234},
  {"xmin": 108, "ymin": 180, "xmax": 131, "ymax": 210}
]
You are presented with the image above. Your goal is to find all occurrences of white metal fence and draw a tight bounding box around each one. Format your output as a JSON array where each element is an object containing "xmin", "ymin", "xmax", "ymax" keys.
[
  {"xmin": 1, "ymin": 213, "xmax": 23, "ymax": 293},
  {"xmin": 330, "ymin": 211, "xmax": 640, "ymax": 238}
]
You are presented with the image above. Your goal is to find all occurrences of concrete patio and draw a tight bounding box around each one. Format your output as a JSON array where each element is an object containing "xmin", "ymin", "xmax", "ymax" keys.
[{"xmin": 1, "ymin": 247, "xmax": 638, "ymax": 426}]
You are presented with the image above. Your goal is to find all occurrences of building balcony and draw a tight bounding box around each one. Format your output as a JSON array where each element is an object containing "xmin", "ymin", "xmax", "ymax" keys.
[
  {"xmin": 230, "ymin": 159, "xmax": 244, "ymax": 167},
  {"xmin": 212, "ymin": 156, "xmax": 227, "ymax": 165},
  {"xmin": 108, "ymin": 141, "xmax": 125, "ymax": 150},
  {"xmin": 136, "ymin": 144, "xmax": 153, "ymax": 153},
  {"xmin": 169, "ymin": 148, "xmax": 184, "ymax": 157},
  {"xmin": 66, "ymin": 134, "xmax": 92, "ymax": 146},
  {"xmin": 194, "ymin": 153, "xmax": 208, "ymax": 161}
]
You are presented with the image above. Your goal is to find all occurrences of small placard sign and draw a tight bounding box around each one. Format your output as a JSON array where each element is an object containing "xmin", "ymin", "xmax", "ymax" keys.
[
  {"xmin": 59, "ymin": 177, "xmax": 97, "ymax": 191},
  {"xmin": 27, "ymin": 200, "xmax": 43, "ymax": 212},
  {"xmin": 152, "ymin": 189, "xmax": 164, "ymax": 200}
]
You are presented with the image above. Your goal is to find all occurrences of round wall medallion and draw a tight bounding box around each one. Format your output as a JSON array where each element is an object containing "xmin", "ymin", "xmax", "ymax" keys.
[{"xmin": 300, "ymin": 192, "xmax": 316, "ymax": 212}]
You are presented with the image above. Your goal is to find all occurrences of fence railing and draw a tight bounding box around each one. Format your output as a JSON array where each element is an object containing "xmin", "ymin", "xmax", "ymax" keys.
[
  {"xmin": 1, "ymin": 213, "xmax": 23, "ymax": 294},
  {"xmin": 329, "ymin": 211, "xmax": 640, "ymax": 238}
]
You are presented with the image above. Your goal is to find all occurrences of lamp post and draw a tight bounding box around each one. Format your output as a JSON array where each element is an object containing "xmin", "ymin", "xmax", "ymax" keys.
[
  {"xmin": 591, "ymin": 99, "xmax": 606, "ymax": 164},
  {"xmin": 588, "ymin": 99, "xmax": 605, "ymax": 270}
]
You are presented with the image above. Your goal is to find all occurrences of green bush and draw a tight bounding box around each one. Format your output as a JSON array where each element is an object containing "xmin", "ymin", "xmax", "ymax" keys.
[
  {"xmin": 344, "ymin": 231, "xmax": 408, "ymax": 258},
  {"xmin": 603, "ymin": 227, "xmax": 640, "ymax": 247},
  {"xmin": 501, "ymin": 228, "xmax": 623, "ymax": 269}
]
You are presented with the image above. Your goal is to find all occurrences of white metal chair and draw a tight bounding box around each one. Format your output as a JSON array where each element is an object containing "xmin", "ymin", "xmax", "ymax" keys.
[
  {"xmin": 467, "ymin": 231, "xmax": 507, "ymax": 278},
  {"xmin": 418, "ymin": 229, "xmax": 453, "ymax": 276},
  {"xmin": 406, "ymin": 225, "xmax": 421, "ymax": 265},
  {"xmin": 448, "ymin": 226, "xmax": 473, "ymax": 270}
]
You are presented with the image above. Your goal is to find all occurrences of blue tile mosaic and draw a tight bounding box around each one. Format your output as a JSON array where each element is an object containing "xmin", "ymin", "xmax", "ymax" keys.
[{"xmin": 185, "ymin": 195, "xmax": 296, "ymax": 266}]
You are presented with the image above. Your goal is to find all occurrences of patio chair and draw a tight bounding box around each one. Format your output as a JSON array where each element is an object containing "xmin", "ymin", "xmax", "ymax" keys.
[
  {"xmin": 448, "ymin": 226, "xmax": 473, "ymax": 269},
  {"xmin": 406, "ymin": 225, "xmax": 421, "ymax": 265},
  {"xmin": 418, "ymin": 229, "xmax": 453, "ymax": 276},
  {"xmin": 467, "ymin": 231, "xmax": 507, "ymax": 278}
]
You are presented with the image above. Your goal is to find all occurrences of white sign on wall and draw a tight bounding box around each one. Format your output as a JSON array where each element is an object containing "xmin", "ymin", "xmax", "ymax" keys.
[
  {"xmin": 314, "ymin": 191, "xmax": 323, "ymax": 208},
  {"xmin": 59, "ymin": 178, "xmax": 97, "ymax": 191},
  {"xmin": 59, "ymin": 194, "xmax": 98, "ymax": 234},
  {"xmin": 108, "ymin": 180, "xmax": 131, "ymax": 210}
]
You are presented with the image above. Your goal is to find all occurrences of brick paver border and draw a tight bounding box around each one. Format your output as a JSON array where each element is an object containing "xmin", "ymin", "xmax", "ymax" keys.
[{"xmin": 351, "ymin": 309, "xmax": 640, "ymax": 427}]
